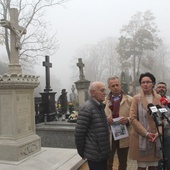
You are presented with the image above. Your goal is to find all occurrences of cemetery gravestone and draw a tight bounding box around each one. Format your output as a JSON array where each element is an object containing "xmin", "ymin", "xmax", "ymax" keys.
[
  {"xmin": 40, "ymin": 55, "xmax": 56, "ymax": 122},
  {"xmin": 120, "ymin": 71, "xmax": 128, "ymax": 94},
  {"xmin": 77, "ymin": 58, "xmax": 85, "ymax": 80},
  {"xmin": 69, "ymin": 84, "xmax": 78, "ymax": 110},
  {"xmin": 75, "ymin": 58, "xmax": 90, "ymax": 107},
  {"xmin": 0, "ymin": 8, "xmax": 41, "ymax": 161},
  {"xmin": 0, "ymin": 8, "xmax": 85, "ymax": 170},
  {"xmin": 0, "ymin": 8, "xmax": 26, "ymax": 74}
]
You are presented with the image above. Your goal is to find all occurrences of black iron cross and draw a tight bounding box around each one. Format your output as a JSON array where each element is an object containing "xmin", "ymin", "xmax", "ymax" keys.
[{"xmin": 43, "ymin": 55, "xmax": 52, "ymax": 92}]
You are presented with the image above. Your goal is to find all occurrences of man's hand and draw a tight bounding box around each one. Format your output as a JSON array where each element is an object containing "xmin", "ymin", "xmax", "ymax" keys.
[
  {"xmin": 107, "ymin": 116, "xmax": 114, "ymax": 125},
  {"xmin": 119, "ymin": 117, "xmax": 129, "ymax": 125}
]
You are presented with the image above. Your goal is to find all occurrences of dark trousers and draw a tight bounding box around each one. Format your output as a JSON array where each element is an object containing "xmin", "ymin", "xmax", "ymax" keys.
[
  {"xmin": 107, "ymin": 139, "xmax": 129, "ymax": 170},
  {"xmin": 87, "ymin": 159, "xmax": 107, "ymax": 170}
]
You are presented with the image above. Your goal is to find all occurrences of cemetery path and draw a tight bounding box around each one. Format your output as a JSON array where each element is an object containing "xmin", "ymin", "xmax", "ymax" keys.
[{"xmin": 78, "ymin": 154, "xmax": 137, "ymax": 170}]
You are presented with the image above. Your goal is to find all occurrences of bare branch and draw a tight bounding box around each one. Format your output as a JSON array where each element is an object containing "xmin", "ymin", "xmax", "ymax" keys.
[{"xmin": 0, "ymin": 0, "xmax": 69, "ymax": 71}]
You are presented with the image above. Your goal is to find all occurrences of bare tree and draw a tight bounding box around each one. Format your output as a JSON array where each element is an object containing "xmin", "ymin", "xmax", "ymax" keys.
[
  {"xmin": 102, "ymin": 37, "xmax": 120, "ymax": 77},
  {"xmin": 0, "ymin": 0, "xmax": 69, "ymax": 70},
  {"xmin": 71, "ymin": 37, "xmax": 120, "ymax": 84}
]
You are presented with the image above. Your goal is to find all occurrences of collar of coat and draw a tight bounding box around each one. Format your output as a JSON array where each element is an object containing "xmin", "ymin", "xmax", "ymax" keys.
[{"xmin": 139, "ymin": 90, "xmax": 161, "ymax": 111}]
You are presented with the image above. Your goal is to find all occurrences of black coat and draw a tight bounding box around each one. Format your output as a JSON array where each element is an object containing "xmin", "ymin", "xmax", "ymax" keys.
[{"xmin": 75, "ymin": 98, "xmax": 110, "ymax": 161}]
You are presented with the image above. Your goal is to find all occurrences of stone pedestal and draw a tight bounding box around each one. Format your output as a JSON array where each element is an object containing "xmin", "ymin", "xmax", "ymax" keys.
[
  {"xmin": 8, "ymin": 64, "xmax": 22, "ymax": 75},
  {"xmin": 0, "ymin": 74, "xmax": 41, "ymax": 161},
  {"xmin": 40, "ymin": 91, "xmax": 57, "ymax": 122},
  {"xmin": 75, "ymin": 80, "xmax": 90, "ymax": 107}
]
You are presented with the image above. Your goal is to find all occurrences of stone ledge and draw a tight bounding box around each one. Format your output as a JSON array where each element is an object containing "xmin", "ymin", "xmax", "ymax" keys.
[
  {"xmin": 0, "ymin": 74, "xmax": 39, "ymax": 89},
  {"xmin": 50, "ymin": 153, "xmax": 86, "ymax": 170},
  {"xmin": 0, "ymin": 147, "xmax": 85, "ymax": 170}
]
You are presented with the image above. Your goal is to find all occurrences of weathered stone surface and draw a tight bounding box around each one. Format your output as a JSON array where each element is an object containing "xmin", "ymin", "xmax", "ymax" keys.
[{"xmin": 36, "ymin": 122, "xmax": 76, "ymax": 148}]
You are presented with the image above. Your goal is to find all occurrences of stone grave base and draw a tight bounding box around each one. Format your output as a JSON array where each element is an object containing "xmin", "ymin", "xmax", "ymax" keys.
[
  {"xmin": 0, "ymin": 147, "xmax": 85, "ymax": 170},
  {"xmin": 36, "ymin": 121, "xmax": 76, "ymax": 148}
]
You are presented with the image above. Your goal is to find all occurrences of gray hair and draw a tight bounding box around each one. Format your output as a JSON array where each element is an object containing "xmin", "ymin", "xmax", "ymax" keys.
[
  {"xmin": 107, "ymin": 76, "xmax": 119, "ymax": 85},
  {"xmin": 89, "ymin": 81, "xmax": 104, "ymax": 91}
]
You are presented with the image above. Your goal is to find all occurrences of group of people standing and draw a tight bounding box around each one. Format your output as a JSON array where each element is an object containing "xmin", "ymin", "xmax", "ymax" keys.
[{"xmin": 75, "ymin": 72, "xmax": 170, "ymax": 170}]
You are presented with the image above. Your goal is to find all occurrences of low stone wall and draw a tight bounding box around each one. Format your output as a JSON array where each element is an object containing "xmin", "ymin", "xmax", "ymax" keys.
[{"xmin": 36, "ymin": 121, "xmax": 77, "ymax": 148}]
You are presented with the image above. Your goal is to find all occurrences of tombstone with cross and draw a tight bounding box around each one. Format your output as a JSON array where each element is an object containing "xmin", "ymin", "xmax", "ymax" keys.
[
  {"xmin": 43, "ymin": 55, "xmax": 52, "ymax": 92},
  {"xmin": 0, "ymin": 8, "xmax": 26, "ymax": 74},
  {"xmin": 77, "ymin": 58, "xmax": 85, "ymax": 80},
  {"xmin": 75, "ymin": 58, "xmax": 90, "ymax": 107},
  {"xmin": 0, "ymin": 8, "xmax": 42, "ymax": 162},
  {"xmin": 39, "ymin": 55, "xmax": 57, "ymax": 122}
]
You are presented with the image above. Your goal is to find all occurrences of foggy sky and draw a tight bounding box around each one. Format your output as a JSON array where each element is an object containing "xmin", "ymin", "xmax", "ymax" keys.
[{"xmin": 11, "ymin": 0, "xmax": 170, "ymax": 96}]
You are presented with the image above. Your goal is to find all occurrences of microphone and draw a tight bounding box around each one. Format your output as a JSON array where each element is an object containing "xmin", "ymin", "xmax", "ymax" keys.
[
  {"xmin": 147, "ymin": 103, "xmax": 162, "ymax": 126},
  {"xmin": 156, "ymin": 104, "xmax": 170, "ymax": 125},
  {"xmin": 148, "ymin": 103, "xmax": 158, "ymax": 116},
  {"xmin": 160, "ymin": 97, "xmax": 169, "ymax": 106}
]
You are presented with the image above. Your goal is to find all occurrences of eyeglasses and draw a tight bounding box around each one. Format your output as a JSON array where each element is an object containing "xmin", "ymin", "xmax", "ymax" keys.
[{"xmin": 141, "ymin": 81, "xmax": 153, "ymax": 85}]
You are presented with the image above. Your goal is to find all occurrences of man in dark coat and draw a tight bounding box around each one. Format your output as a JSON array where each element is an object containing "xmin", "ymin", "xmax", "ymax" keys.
[{"xmin": 75, "ymin": 81, "xmax": 110, "ymax": 170}]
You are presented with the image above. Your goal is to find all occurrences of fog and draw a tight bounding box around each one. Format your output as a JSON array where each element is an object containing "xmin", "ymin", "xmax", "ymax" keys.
[
  {"xmin": 1, "ymin": 0, "xmax": 170, "ymax": 98},
  {"xmin": 34, "ymin": 0, "xmax": 170, "ymax": 96}
]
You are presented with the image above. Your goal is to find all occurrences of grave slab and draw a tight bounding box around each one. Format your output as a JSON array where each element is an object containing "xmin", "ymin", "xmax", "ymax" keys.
[{"xmin": 0, "ymin": 147, "xmax": 85, "ymax": 170}]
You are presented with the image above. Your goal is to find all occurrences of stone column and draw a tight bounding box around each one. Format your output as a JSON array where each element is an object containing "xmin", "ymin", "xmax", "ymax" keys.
[
  {"xmin": 0, "ymin": 74, "xmax": 41, "ymax": 161},
  {"xmin": 75, "ymin": 80, "xmax": 90, "ymax": 107}
]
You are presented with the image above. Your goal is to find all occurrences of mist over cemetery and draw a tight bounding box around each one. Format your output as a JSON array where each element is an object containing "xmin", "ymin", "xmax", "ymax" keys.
[
  {"xmin": 0, "ymin": 0, "xmax": 170, "ymax": 169},
  {"xmin": 0, "ymin": 5, "xmax": 87, "ymax": 170}
]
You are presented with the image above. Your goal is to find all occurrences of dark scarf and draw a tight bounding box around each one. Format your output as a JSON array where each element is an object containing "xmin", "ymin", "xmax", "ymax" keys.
[{"xmin": 108, "ymin": 92, "xmax": 122, "ymax": 118}]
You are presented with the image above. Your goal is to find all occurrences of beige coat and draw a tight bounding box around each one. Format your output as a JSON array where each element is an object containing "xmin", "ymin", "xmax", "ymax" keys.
[
  {"xmin": 105, "ymin": 93, "xmax": 133, "ymax": 148},
  {"xmin": 129, "ymin": 90, "xmax": 161, "ymax": 162}
]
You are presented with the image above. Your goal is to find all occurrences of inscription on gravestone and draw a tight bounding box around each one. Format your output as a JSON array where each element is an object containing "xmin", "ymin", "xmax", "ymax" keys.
[{"xmin": 16, "ymin": 94, "xmax": 32, "ymax": 134}]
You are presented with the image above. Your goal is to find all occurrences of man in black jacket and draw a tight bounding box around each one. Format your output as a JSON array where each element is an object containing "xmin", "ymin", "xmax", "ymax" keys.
[{"xmin": 75, "ymin": 81, "xmax": 110, "ymax": 170}]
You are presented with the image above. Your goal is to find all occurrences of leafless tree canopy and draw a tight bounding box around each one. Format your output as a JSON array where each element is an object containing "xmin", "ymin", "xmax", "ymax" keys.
[{"xmin": 0, "ymin": 0, "xmax": 69, "ymax": 70}]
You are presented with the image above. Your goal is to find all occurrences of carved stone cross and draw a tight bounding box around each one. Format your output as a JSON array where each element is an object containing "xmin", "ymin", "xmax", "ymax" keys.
[
  {"xmin": 77, "ymin": 58, "xmax": 85, "ymax": 80},
  {"xmin": 0, "ymin": 8, "xmax": 26, "ymax": 65},
  {"xmin": 43, "ymin": 55, "xmax": 52, "ymax": 92},
  {"xmin": 71, "ymin": 84, "xmax": 75, "ymax": 93}
]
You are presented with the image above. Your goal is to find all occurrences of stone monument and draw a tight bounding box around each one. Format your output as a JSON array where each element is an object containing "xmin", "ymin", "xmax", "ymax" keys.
[
  {"xmin": 0, "ymin": 8, "xmax": 26, "ymax": 74},
  {"xmin": 0, "ymin": 8, "xmax": 41, "ymax": 161},
  {"xmin": 70, "ymin": 84, "xmax": 78, "ymax": 102},
  {"xmin": 0, "ymin": 8, "xmax": 85, "ymax": 170},
  {"xmin": 120, "ymin": 71, "xmax": 128, "ymax": 94},
  {"xmin": 75, "ymin": 58, "xmax": 90, "ymax": 107},
  {"xmin": 40, "ymin": 55, "xmax": 56, "ymax": 122},
  {"xmin": 69, "ymin": 84, "xmax": 78, "ymax": 110}
]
